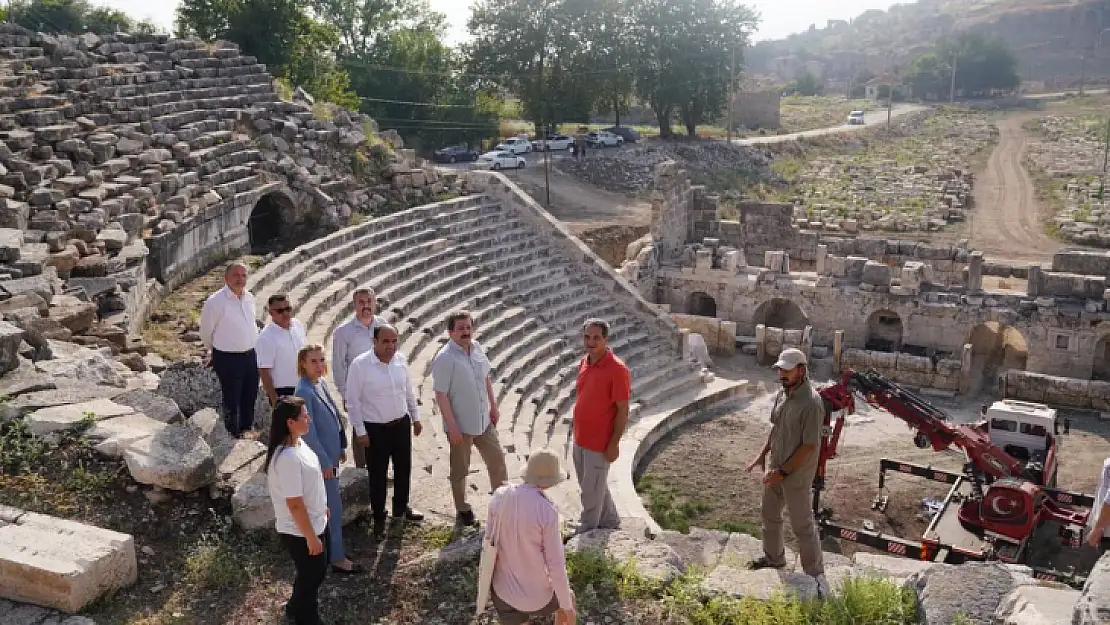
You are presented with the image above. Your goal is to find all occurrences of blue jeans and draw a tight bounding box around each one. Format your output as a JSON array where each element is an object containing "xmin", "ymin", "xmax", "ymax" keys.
[{"xmin": 324, "ymin": 474, "xmax": 345, "ymax": 563}]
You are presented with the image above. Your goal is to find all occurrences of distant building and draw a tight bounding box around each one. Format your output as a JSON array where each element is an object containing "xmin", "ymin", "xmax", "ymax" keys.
[{"xmin": 729, "ymin": 90, "xmax": 781, "ymax": 130}]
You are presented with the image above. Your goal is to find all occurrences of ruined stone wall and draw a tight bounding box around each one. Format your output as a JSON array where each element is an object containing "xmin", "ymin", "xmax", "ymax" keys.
[
  {"xmin": 671, "ymin": 313, "xmax": 736, "ymax": 355},
  {"xmin": 840, "ymin": 347, "xmax": 967, "ymax": 392},
  {"xmin": 1052, "ymin": 249, "xmax": 1110, "ymax": 277},
  {"xmin": 821, "ymin": 236, "xmax": 971, "ymax": 287},
  {"xmin": 0, "ymin": 25, "xmax": 461, "ymax": 351},
  {"xmin": 720, "ymin": 202, "xmax": 820, "ymax": 267},
  {"xmin": 729, "ymin": 90, "xmax": 781, "ymax": 130},
  {"xmin": 1001, "ymin": 370, "xmax": 1110, "ymax": 411},
  {"xmin": 655, "ymin": 267, "xmax": 1110, "ymax": 380}
]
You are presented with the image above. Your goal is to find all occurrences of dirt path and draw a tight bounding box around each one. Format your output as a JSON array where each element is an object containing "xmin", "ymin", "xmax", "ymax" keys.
[
  {"xmin": 505, "ymin": 164, "xmax": 651, "ymax": 235},
  {"xmin": 969, "ymin": 114, "xmax": 1065, "ymax": 264}
]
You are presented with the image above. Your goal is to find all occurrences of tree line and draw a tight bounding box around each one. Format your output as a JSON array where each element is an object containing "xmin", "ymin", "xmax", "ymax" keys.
[{"xmin": 2, "ymin": 0, "xmax": 163, "ymax": 37}]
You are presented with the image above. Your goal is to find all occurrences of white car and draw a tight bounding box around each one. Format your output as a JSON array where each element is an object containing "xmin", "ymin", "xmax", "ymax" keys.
[
  {"xmin": 532, "ymin": 134, "xmax": 574, "ymax": 151},
  {"xmin": 587, "ymin": 130, "xmax": 623, "ymax": 148},
  {"xmin": 494, "ymin": 137, "xmax": 532, "ymax": 154},
  {"xmin": 475, "ymin": 150, "xmax": 526, "ymax": 170},
  {"xmin": 847, "ymin": 110, "xmax": 866, "ymax": 125}
]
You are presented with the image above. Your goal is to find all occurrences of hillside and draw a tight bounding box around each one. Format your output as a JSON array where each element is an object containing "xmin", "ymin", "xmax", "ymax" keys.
[{"xmin": 747, "ymin": 0, "xmax": 1110, "ymax": 90}]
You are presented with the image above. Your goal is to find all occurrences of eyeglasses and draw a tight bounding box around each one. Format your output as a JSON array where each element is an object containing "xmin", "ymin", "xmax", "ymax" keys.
[{"xmin": 272, "ymin": 307, "xmax": 292, "ymax": 314}]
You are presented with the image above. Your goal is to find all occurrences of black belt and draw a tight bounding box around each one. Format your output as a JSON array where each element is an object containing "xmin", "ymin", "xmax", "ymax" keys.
[{"xmin": 363, "ymin": 414, "xmax": 410, "ymax": 427}]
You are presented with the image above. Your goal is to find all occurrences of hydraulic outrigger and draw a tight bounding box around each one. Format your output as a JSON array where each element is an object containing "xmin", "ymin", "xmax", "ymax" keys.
[{"xmin": 811, "ymin": 368, "xmax": 1103, "ymax": 589}]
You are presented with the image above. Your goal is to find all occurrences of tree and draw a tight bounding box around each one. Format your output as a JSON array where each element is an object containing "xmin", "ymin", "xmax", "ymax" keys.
[
  {"xmin": 85, "ymin": 7, "xmax": 133, "ymax": 34},
  {"xmin": 785, "ymin": 71, "xmax": 823, "ymax": 96},
  {"xmin": 903, "ymin": 52, "xmax": 950, "ymax": 100},
  {"xmin": 174, "ymin": 0, "xmax": 232, "ymax": 40},
  {"xmin": 10, "ymin": 0, "xmax": 88, "ymax": 33},
  {"xmin": 629, "ymin": 0, "xmax": 756, "ymax": 136},
  {"xmin": 466, "ymin": 0, "xmax": 594, "ymax": 135},
  {"xmin": 935, "ymin": 32, "xmax": 1019, "ymax": 96}
]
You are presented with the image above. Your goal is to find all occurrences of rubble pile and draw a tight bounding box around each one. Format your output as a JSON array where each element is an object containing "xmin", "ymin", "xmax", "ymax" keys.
[
  {"xmin": 1025, "ymin": 115, "xmax": 1110, "ymax": 246},
  {"xmin": 784, "ymin": 110, "xmax": 997, "ymax": 233},
  {"xmin": 556, "ymin": 140, "xmax": 775, "ymax": 193}
]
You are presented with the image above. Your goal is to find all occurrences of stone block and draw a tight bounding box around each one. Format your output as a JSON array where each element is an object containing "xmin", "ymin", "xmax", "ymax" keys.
[
  {"xmin": 232, "ymin": 466, "xmax": 370, "ymax": 531},
  {"xmin": 566, "ymin": 529, "xmax": 684, "ymax": 583},
  {"xmin": 87, "ymin": 414, "xmax": 169, "ymax": 459},
  {"xmin": 861, "ymin": 261, "xmax": 891, "ymax": 286},
  {"xmin": 1075, "ymin": 550, "xmax": 1110, "ymax": 624},
  {"xmin": 896, "ymin": 353, "xmax": 933, "ymax": 373},
  {"xmin": 25, "ymin": 399, "xmax": 135, "ymax": 436},
  {"xmin": 123, "ymin": 424, "xmax": 217, "ymax": 492},
  {"xmin": 845, "ymin": 256, "xmax": 868, "ymax": 281},
  {"xmin": 994, "ymin": 584, "xmax": 1078, "ymax": 625},
  {"xmin": 0, "ymin": 506, "xmax": 137, "ymax": 613},
  {"xmin": 657, "ymin": 527, "xmax": 730, "ymax": 571}
]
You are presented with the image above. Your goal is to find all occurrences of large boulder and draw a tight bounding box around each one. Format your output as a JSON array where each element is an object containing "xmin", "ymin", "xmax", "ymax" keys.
[
  {"xmin": 86, "ymin": 414, "xmax": 169, "ymax": 460},
  {"xmin": 565, "ymin": 529, "xmax": 684, "ymax": 583},
  {"xmin": 0, "ymin": 319, "xmax": 23, "ymax": 375},
  {"xmin": 35, "ymin": 342, "xmax": 125, "ymax": 388},
  {"xmin": 123, "ymin": 424, "xmax": 216, "ymax": 492},
  {"xmin": 994, "ymin": 584, "xmax": 1078, "ymax": 625},
  {"xmin": 24, "ymin": 398, "xmax": 136, "ymax": 436},
  {"xmin": 113, "ymin": 389, "xmax": 183, "ymax": 424},
  {"xmin": 231, "ymin": 465, "xmax": 369, "ymax": 531},
  {"xmin": 156, "ymin": 361, "xmax": 270, "ymax": 431},
  {"xmin": 1074, "ymin": 550, "xmax": 1110, "ymax": 625},
  {"xmin": 907, "ymin": 562, "xmax": 1028, "ymax": 625}
]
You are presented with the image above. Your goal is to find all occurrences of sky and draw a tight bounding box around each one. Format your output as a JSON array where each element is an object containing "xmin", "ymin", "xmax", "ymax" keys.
[{"xmin": 105, "ymin": 0, "xmax": 904, "ymax": 45}]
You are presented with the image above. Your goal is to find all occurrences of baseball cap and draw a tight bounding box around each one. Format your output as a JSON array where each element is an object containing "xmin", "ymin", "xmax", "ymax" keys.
[{"xmin": 773, "ymin": 348, "xmax": 807, "ymax": 371}]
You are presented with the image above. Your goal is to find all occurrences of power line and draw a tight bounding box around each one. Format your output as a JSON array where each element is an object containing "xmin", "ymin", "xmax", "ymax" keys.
[{"xmin": 358, "ymin": 96, "xmax": 476, "ymax": 108}]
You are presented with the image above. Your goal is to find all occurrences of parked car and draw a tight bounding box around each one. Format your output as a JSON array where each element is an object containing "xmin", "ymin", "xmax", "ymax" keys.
[
  {"xmin": 474, "ymin": 150, "xmax": 526, "ymax": 170},
  {"xmin": 531, "ymin": 134, "xmax": 574, "ymax": 151},
  {"xmin": 847, "ymin": 110, "xmax": 866, "ymax": 125},
  {"xmin": 603, "ymin": 126, "xmax": 641, "ymax": 143},
  {"xmin": 494, "ymin": 136, "xmax": 533, "ymax": 154},
  {"xmin": 586, "ymin": 130, "xmax": 624, "ymax": 148},
  {"xmin": 432, "ymin": 145, "xmax": 479, "ymax": 163}
]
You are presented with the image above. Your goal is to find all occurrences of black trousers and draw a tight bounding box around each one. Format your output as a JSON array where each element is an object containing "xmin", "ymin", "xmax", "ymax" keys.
[
  {"xmin": 366, "ymin": 415, "xmax": 413, "ymax": 520},
  {"xmin": 211, "ymin": 348, "xmax": 259, "ymax": 436},
  {"xmin": 279, "ymin": 528, "xmax": 329, "ymax": 625}
]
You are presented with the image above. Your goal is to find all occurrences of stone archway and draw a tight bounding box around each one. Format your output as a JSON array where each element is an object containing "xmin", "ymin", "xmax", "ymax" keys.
[
  {"xmin": 966, "ymin": 322, "xmax": 1029, "ymax": 394},
  {"xmin": 248, "ymin": 192, "xmax": 295, "ymax": 254},
  {"xmin": 865, "ymin": 309, "xmax": 903, "ymax": 353},
  {"xmin": 1094, "ymin": 335, "xmax": 1110, "ymax": 382},
  {"xmin": 687, "ymin": 291, "xmax": 717, "ymax": 317},
  {"xmin": 752, "ymin": 297, "xmax": 809, "ymax": 331}
]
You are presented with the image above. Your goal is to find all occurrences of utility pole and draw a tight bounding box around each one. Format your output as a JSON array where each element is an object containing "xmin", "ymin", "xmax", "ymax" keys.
[
  {"xmin": 949, "ymin": 52, "xmax": 958, "ymax": 104},
  {"xmin": 1101, "ymin": 117, "xmax": 1110, "ymax": 200},
  {"xmin": 886, "ymin": 83, "xmax": 893, "ymax": 131},
  {"xmin": 727, "ymin": 47, "xmax": 735, "ymax": 143}
]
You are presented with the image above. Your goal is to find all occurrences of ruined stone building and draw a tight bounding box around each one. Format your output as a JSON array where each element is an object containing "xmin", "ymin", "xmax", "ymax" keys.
[{"xmin": 622, "ymin": 161, "xmax": 1110, "ymax": 410}]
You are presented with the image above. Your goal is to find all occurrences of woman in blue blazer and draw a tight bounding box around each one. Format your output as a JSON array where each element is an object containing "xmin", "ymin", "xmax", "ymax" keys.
[{"xmin": 295, "ymin": 344, "xmax": 363, "ymax": 575}]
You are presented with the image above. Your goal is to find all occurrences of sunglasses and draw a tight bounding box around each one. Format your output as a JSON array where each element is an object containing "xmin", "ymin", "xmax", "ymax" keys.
[{"xmin": 272, "ymin": 307, "xmax": 292, "ymax": 314}]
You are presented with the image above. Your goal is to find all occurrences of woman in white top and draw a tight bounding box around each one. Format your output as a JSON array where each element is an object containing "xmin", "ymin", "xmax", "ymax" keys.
[{"xmin": 265, "ymin": 396, "xmax": 330, "ymax": 625}]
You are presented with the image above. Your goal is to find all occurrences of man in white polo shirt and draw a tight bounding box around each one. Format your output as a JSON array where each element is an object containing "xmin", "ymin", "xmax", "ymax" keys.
[
  {"xmin": 257, "ymin": 293, "xmax": 308, "ymax": 405},
  {"xmin": 199, "ymin": 262, "xmax": 261, "ymax": 438}
]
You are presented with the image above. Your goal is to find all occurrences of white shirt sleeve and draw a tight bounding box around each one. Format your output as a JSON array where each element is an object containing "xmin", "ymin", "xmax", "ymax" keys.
[
  {"xmin": 332, "ymin": 324, "xmax": 349, "ymax": 398},
  {"xmin": 272, "ymin": 449, "xmax": 304, "ymax": 499},
  {"xmin": 347, "ymin": 358, "xmax": 367, "ymax": 437},
  {"xmin": 405, "ymin": 360, "xmax": 420, "ymax": 422},
  {"xmin": 198, "ymin": 294, "xmax": 219, "ymax": 352},
  {"xmin": 255, "ymin": 327, "xmax": 276, "ymax": 369}
]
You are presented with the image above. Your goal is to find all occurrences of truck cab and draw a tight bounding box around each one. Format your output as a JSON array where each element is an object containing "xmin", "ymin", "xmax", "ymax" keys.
[{"xmin": 985, "ymin": 399, "xmax": 1057, "ymax": 484}]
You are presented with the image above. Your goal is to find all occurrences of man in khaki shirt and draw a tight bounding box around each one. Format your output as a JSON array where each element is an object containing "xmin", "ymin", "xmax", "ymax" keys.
[{"xmin": 746, "ymin": 348, "xmax": 828, "ymax": 597}]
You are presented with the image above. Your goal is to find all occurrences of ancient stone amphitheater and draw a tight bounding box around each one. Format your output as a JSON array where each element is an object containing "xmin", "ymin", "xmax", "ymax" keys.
[{"xmin": 0, "ymin": 23, "xmax": 1106, "ymax": 625}]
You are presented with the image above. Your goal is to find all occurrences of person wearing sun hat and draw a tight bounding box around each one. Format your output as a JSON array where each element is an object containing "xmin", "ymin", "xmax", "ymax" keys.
[
  {"xmin": 485, "ymin": 449, "xmax": 576, "ymax": 624},
  {"xmin": 744, "ymin": 347, "xmax": 829, "ymax": 598}
]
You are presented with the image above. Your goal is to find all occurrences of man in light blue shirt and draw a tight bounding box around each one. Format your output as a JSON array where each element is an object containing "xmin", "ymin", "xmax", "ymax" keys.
[
  {"xmin": 330, "ymin": 287, "xmax": 386, "ymax": 468},
  {"xmin": 431, "ymin": 310, "xmax": 507, "ymax": 527}
]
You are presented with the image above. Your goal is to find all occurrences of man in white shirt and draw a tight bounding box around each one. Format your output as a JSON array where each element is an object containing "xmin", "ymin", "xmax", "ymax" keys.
[
  {"xmin": 331, "ymin": 287, "xmax": 387, "ymax": 468},
  {"xmin": 256, "ymin": 294, "xmax": 308, "ymax": 405},
  {"xmin": 346, "ymin": 323, "xmax": 425, "ymax": 541},
  {"xmin": 199, "ymin": 262, "xmax": 261, "ymax": 438}
]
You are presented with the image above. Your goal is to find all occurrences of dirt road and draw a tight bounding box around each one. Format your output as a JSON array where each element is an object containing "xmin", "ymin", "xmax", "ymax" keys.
[
  {"xmin": 505, "ymin": 165, "xmax": 651, "ymax": 234},
  {"xmin": 969, "ymin": 114, "xmax": 1065, "ymax": 264}
]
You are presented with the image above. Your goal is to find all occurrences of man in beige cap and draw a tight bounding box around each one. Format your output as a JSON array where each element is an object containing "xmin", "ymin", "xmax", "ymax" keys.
[
  {"xmin": 745, "ymin": 347, "xmax": 829, "ymax": 598},
  {"xmin": 485, "ymin": 449, "xmax": 576, "ymax": 624}
]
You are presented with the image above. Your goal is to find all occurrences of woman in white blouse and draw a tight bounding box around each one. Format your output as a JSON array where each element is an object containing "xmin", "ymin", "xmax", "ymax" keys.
[{"xmin": 265, "ymin": 396, "xmax": 330, "ymax": 625}]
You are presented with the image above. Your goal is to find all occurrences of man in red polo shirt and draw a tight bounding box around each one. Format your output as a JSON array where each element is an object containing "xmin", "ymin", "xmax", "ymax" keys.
[{"xmin": 572, "ymin": 318, "xmax": 631, "ymax": 532}]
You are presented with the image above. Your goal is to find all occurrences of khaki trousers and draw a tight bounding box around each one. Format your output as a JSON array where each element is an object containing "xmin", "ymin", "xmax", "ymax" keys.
[
  {"xmin": 449, "ymin": 423, "xmax": 508, "ymax": 514},
  {"xmin": 761, "ymin": 483, "xmax": 825, "ymax": 576}
]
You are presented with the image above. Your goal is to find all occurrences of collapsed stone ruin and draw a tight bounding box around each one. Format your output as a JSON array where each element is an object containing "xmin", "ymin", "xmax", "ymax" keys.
[
  {"xmin": 624, "ymin": 159, "xmax": 1110, "ymax": 408},
  {"xmin": 0, "ymin": 23, "xmax": 1106, "ymax": 625}
]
